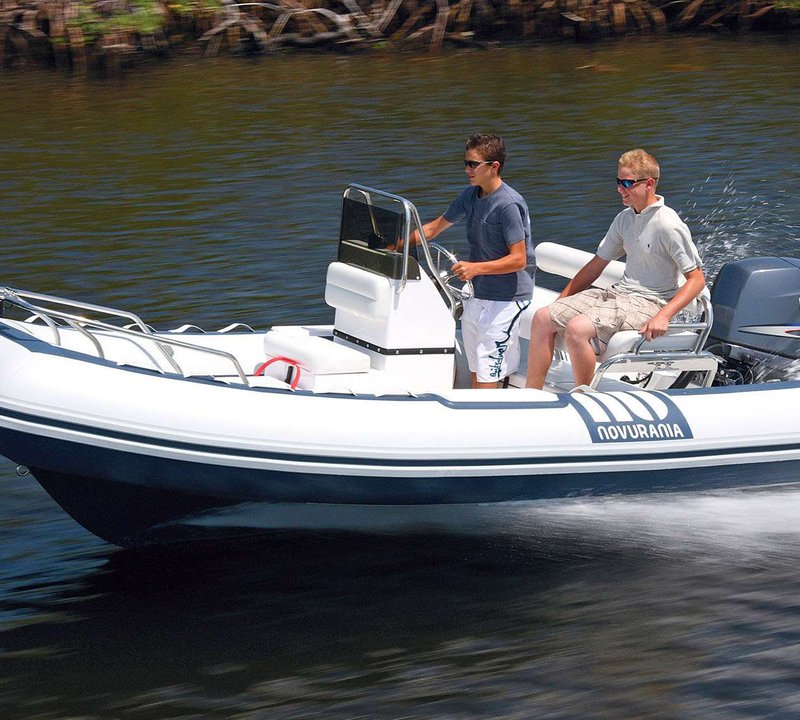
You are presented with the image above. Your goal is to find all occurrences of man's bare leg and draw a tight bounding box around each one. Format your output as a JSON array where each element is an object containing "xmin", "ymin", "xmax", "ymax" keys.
[
  {"xmin": 564, "ymin": 314, "xmax": 599, "ymax": 388},
  {"xmin": 472, "ymin": 374, "xmax": 500, "ymax": 389},
  {"xmin": 525, "ymin": 307, "xmax": 557, "ymax": 389}
]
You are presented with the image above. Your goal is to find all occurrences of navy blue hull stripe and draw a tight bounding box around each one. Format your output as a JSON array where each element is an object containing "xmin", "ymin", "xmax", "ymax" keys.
[
  {"xmin": 28, "ymin": 445, "xmax": 800, "ymax": 547},
  {"xmin": 1, "ymin": 406, "xmax": 798, "ymax": 470}
]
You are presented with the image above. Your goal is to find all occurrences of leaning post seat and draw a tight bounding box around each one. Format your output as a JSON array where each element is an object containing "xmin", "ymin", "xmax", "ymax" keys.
[{"xmin": 589, "ymin": 293, "xmax": 717, "ymax": 389}]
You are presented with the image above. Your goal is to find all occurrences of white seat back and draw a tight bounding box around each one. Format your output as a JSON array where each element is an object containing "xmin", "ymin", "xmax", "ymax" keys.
[
  {"xmin": 536, "ymin": 241, "xmax": 625, "ymax": 288},
  {"xmin": 324, "ymin": 262, "xmax": 394, "ymax": 320},
  {"xmin": 325, "ymin": 261, "xmax": 454, "ymax": 352}
]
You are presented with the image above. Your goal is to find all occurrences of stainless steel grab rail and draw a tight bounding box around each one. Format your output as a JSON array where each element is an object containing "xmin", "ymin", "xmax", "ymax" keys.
[
  {"xmin": 342, "ymin": 184, "xmax": 460, "ymax": 316},
  {"xmin": 590, "ymin": 294, "xmax": 717, "ymax": 389},
  {"xmin": 0, "ymin": 287, "xmax": 250, "ymax": 385},
  {"xmin": 629, "ymin": 293, "xmax": 714, "ymax": 355}
]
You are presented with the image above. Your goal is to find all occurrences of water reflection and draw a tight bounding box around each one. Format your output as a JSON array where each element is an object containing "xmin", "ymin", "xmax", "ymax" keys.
[{"xmin": 3, "ymin": 483, "xmax": 800, "ymax": 718}]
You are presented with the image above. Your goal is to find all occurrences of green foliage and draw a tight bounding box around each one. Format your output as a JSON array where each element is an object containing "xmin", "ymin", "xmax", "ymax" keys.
[
  {"xmin": 69, "ymin": 0, "xmax": 174, "ymax": 41},
  {"xmin": 165, "ymin": 0, "xmax": 221, "ymax": 17},
  {"xmin": 71, "ymin": 1, "xmax": 102, "ymax": 43}
]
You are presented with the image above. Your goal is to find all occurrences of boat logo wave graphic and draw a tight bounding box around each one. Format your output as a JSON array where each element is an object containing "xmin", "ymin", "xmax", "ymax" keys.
[
  {"xmin": 739, "ymin": 324, "xmax": 800, "ymax": 339},
  {"xmin": 569, "ymin": 391, "xmax": 694, "ymax": 444}
]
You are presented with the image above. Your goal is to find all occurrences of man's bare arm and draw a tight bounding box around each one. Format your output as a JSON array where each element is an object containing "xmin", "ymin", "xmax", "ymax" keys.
[{"xmin": 640, "ymin": 267, "xmax": 707, "ymax": 340}]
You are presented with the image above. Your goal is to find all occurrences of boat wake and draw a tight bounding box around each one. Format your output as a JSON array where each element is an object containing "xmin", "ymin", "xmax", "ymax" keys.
[
  {"xmin": 177, "ymin": 484, "xmax": 800, "ymax": 563},
  {"xmin": 506, "ymin": 485, "xmax": 800, "ymax": 561},
  {"xmin": 685, "ymin": 170, "xmax": 800, "ymax": 277}
]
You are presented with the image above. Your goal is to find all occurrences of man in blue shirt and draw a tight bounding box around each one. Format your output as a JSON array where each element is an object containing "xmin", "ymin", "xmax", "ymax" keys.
[{"xmin": 413, "ymin": 134, "xmax": 535, "ymax": 388}]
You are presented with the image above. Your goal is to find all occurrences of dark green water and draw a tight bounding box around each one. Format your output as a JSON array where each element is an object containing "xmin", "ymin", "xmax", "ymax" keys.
[{"xmin": 0, "ymin": 35, "xmax": 799, "ymax": 718}]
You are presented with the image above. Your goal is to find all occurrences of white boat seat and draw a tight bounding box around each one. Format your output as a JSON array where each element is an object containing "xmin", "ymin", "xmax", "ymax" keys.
[
  {"xmin": 590, "ymin": 294, "xmax": 716, "ymax": 389},
  {"xmin": 512, "ymin": 242, "xmax": 717, "ymax": 390},
  {"xmin": 520, "ymin": 292, "xmax": 708, "ymax": 359},
  {"xmin": 324, "ymin": 262, "xmax": 393, "ymax": 320},
  {"xmin": 536, "ymin": 241, "xmax": 625, "ymax": 289},
  {"xmin": 262, "ymin": 330, "xmax": 370, "ymax": 376},
  {"xmin": 322, "ymin": 258, "xmax": 456, "ymax": 394},
  {"xmin": 596, "ymin": 328, "xmax": 700, "ymax": 362}
]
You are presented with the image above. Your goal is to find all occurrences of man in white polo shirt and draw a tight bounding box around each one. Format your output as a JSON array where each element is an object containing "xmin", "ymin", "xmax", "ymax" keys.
[{"xmin": 525, "ymin": 148, "xmax": 706, "ymax": 390}]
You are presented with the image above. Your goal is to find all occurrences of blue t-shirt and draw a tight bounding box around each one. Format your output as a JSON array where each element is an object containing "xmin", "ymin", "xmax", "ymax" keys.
[{"xmin": 444, "ymin": 183, "xmax": 535, "ymax": 301}]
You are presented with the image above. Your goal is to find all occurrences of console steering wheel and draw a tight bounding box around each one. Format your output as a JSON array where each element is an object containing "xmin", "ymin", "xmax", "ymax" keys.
[{"xmin": 428, "ymin": 242, "xmax": 474, "ymax": 303}]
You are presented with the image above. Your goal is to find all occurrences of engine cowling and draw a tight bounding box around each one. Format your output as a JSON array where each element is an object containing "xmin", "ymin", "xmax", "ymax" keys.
[{"xmin": 708, "ymin": 257, "xmax": 800, "ymax": 382}]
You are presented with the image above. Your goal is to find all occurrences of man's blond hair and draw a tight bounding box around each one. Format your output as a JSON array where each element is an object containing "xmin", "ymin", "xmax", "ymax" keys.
[{"xmin": 618, "ymin": 149, "xmax": 660, "ymax": 182}]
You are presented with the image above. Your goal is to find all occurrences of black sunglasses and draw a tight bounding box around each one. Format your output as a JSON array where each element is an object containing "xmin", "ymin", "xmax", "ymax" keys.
[
  {"xmin": 464, "ymin": 160, "xmax": 494, "ymax": 169},
  {"xmin": 616, "ymin": 177, "xmax": 649, "ymax": 188}
]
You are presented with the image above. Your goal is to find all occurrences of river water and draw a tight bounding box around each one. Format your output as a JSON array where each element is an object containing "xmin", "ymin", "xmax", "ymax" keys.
[{"xmin": 1, "ymin": 35, "xmax": 799, "ymax": 718}]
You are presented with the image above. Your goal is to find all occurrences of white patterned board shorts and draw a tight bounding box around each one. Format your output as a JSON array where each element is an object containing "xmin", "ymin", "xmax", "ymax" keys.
[
  {"xmin": 549, "ymin": 287, "xmax": 661, "ymax": 345},
  {"xmin": 461, "ymin": 298, "xmax": 531, "ymax": 383}
]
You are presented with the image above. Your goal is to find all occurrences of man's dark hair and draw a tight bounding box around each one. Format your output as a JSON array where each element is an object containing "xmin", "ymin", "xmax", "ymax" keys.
[{"xmin": 465, "ymin": 133, "xmax": 506, "ymax": 174}]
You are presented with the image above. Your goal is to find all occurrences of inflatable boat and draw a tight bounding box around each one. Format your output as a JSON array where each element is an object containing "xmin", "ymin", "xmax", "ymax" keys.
[{"xmin": 0, "ymin": 184, "xmax": 798, "ymax": 546}]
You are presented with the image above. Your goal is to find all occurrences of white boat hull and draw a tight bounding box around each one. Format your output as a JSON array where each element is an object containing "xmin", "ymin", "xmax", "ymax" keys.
[{"xmin": 0, "ymin": 332, "xmax": 798, "ymax": 545}]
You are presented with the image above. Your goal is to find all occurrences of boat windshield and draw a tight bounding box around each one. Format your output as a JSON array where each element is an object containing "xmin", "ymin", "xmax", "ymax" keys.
[
  {"xmin": 337, "ymin": 189, "xmax": 420, "ymax": 280},
  {"xmin": 340, "ymin": 194, "xmax": 406, "ymax": 251}
]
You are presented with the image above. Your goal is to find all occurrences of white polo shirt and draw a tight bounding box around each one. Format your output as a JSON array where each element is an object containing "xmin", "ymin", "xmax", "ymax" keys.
[{"xmin": 596, "ymin": 196, "xmax": 702, "ymax": 304}]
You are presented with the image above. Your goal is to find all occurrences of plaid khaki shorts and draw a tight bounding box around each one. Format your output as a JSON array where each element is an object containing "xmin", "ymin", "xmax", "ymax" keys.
[{"xmin": 549, "ymin": 287, "xmax": 661, "ymax": 345}]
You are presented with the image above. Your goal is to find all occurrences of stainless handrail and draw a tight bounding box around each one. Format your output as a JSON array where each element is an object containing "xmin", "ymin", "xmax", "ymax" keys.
[
  {"xmin": 342, "ymin": 184, "xmax": 459, "ymax": 314},
  {"xmin": 0, "ymin": 287, "xmax": 250, "ymax": 385},
  {"xmin": 591, "ymin": 349, "xmax": 719, "ymax": 389},
  {"xmin": 6, "ymin": 287, "xmax": 153, "ymax": 334},
  {"xmin": 590, "ymin": 294, "xmax": 717, "ymax": 389},
  {"xmin": 629, "ymin": 294, "xmax": 714, "ymax": 355}
]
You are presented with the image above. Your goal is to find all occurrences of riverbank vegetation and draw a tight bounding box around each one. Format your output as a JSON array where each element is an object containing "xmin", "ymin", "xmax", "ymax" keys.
[{"xmin": 2, "ymin": 0, "xmax": 799, "ymax": 72}]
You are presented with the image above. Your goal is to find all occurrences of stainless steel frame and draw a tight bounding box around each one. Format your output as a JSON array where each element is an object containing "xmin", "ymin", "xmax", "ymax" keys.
[
  {"xmin": 342, "ymin": 184, "xmax": 462, "ymax": 316},
  {"xmin": 0, "ymin": 287, "xmax": 250, "ymax": 385},
  {"xmin": 590, "ymin": 295, "xmax": 717, "ymax": 389}
]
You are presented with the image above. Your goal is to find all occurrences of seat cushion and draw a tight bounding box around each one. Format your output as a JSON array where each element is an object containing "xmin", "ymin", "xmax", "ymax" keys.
[
  {"xmin": 599, "ymin": 329, "xmax": 700, "ymax": 361},
  {"xmin": 324, "ymin": 262, "xmax": 393, "ymax": 320},
  {"xmin": 263, "ymin": 331, "xmax": 370, "ymax": 375}
]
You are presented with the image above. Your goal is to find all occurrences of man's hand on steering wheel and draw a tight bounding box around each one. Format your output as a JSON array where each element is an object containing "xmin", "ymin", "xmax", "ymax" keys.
[{"xmin": 452, "ymin": 261, "xmax": 480, "ymax": 282}]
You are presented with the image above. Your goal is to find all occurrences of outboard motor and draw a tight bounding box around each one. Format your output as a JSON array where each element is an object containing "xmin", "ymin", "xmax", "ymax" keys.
[{"xmin": 708, "ymin": 257, "xmax": 800, "ymax": 384}]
